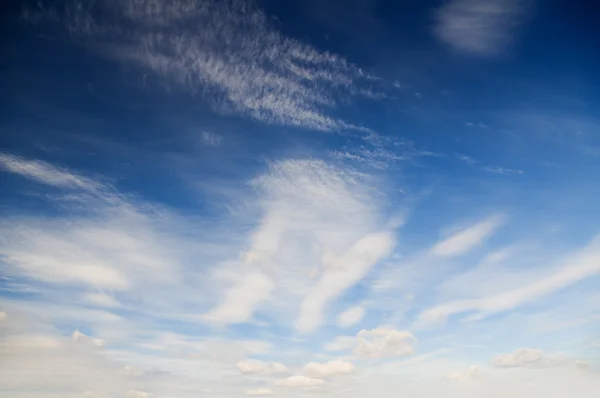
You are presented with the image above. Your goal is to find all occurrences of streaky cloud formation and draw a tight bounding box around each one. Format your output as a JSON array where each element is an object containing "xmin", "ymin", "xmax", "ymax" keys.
[
  {"xmin": 22, "ymin": 0, "xmax": 378, "ymax": 131},
  {"xmin": 3, "ymin": 0, "xmax": 600, "ymax": 396}
]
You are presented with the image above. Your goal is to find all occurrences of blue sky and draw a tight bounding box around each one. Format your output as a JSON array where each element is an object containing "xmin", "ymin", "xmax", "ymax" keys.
[{"xmin": 1, "ymin": 0, "xmax": 599, "ymax": 397}]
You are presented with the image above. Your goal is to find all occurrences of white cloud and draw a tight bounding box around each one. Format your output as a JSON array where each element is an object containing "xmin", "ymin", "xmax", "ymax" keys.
[
  {"xmin": 0, "ymin": 152, "xmax": 103, "ymax": 192},
  {"xmin": 84, "ymin": 292, "xmax": 121, "ymax": 308},
  {"xmin": 25, "ymin": 0, "xmax": 378, "ymax": 131},
  {"xmin": 430, "ymin": 215, "xmax": 503, "ymax": 257},
  {"xmin": 326, "ymin": 327, "xmax": 417, "ymax": 359},
  {"xmin": 296, "ymin": 231, "xmax": 394, "ymax": 333},
  {"xmin": 236, "ymin": 359, "xmax": 290, "ymax": 374},
  {"xmin": 205, "ymin": 159, "xmax": 392, "ymax": 330},
  {"xmin": 337, "ymin": 306, "xmax": 365, "ymax": 328},
  {"xmin": 274, "ymin": 375, "xmax": 326, "ymax": 387},
  {"xmin": 0, "ymin": 311, "xmax": 6, "ymax": 321},
  {"xmin": 492, "ymin": 348, "xmax": 568, "ymax": 368},
  {"xmin": 435, "ymin": 0, "xmax": 530, "ymax": 56},
  {"xmin": 246, "ymin": 388, "xmax": 274, "ymax": 396},
  {"xmin": 354, "ymin": 328, "xmax": 417, "ymax": 359},
  {"xmin": 445, "ymin": 365, "xmax": 483, "ymax": 383},
  {"xmin": 203, "ymin": 272, "xmax": 274, "ymax": 325},
  {"xmin": 303, "ymin": 360, "xmax": 356, "ymax": 378},
  {"xmin": 72, "ymin": 330, "xmax": 105, "ymax": 348},
  {"xmin": 417, "ymin": 236, "xmax": 600, "ymax": 326}
]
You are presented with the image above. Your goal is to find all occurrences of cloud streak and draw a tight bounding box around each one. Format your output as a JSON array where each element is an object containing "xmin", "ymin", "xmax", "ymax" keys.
[
  {"xmin": 435, "ymin": 0, "xmax": 531, "ymax": 56},
  {"xmin": 24, "ymin": 0, "xmax": 379, "ymax": 131}
]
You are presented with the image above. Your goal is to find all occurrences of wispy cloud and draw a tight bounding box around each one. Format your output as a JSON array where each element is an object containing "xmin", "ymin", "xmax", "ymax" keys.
[
  {"xmin": 0, "ymin": 152, "xmax": 104, "ymax": 193},
  {"xmin": 203, "ymin": 159, "xmax": 396, "ymax": 331},
  {"xmin": 435, "ymin": 0, "xmax": 531, "ymax": 56},
  {"xmin": 417, "ymin": 235, "xmax": 600, "ymax": 326},
  {"xmin": 23, "ymin": 0, "xmax": 380, "ymax": 131}
]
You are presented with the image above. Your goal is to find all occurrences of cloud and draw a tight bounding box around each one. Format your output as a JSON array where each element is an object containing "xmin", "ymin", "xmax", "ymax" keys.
[
  {"xmin": 72, "ymin": 330, "xmax": 105, "ymax": 348},
  {"xmin": 24, "ymin": 0, "xmax": 379, "ymax": 131},
  {"xmin": 200, "ymin": 131, "xmax": 222, "ymax": 147},
  {"xmin": 483, "ymin": 166, "xmax": 524, "ymax": 175},
  {"xmin": 303, "ymin": 360, "xmax": 356, "ymax": 378},
  {"xmin": 430, "ymin": 215, "xmax": 503, "ymax": 257},
  {"xmin": 202, "ymin": 272, "xmax": 274, "ymax": 325},
  {"xmin": 0, "ymin": 152, "xmax": 104, "ymax": 193},
  {"xmin": 296, "ymin": 231, "xmax": 395, "ymax": 333},
  {"xmin": 435, "ymin": 0, "xmax": 530, "ymax": 56},
  {"xmin": 354, "ymin": 328, "xmax": 417, "ymax": 359},
  {"xmin": 246, "ymin": 388, "xmax": 274, "ymax": 396},
  {"xmin": 337, "ymin": 306, "xmax": 365, "ymax": 328},
  {"xmin": 445, "ymin": 365, "xmax": 483, "ymax": 383},
  {"xmin": 332, "ymin": 133, "xmax": 437, "ymax": 169},
  {"xmin": 325, "ymin": 336, "xmax": 357, "ymax": 352},
  {"xmin": 417, "ymin": 235, "xmax": 600, "ymax": 325},
  {"xmin": 326, "ymin": 327, "xmax": 417, "ymax": 359},
  {"xmin": 492, "ymin": 348, "xmax": 568, "ymax": 368},
  {"xmin": 84, "ymin": 292, "xmax": 121, "ymax": 308},
  {"xmin": 205, "ymin": 159, "xmax": 393, "ymax": 330},
  {"xmin": 236, "ymin": 359, "xmax": 290, "ymax": 375},
  {"xmin": 274, "ymin": 375, "xmax": 326, "ymax": 387}
]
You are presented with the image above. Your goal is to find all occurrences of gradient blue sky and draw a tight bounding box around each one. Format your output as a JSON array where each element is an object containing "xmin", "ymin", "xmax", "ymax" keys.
[{"xmin": 1, "ymin": 0, "xmax": 599, "ymax": 397}]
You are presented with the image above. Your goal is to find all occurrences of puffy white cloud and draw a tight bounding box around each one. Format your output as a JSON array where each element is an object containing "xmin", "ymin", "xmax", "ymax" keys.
[
  {"xmin": 336, "ymin": 306, "xmax": 365, "ymax": 328},
  {"xmin": 275, "ymin": 375, "xmax": 326, "ymax": 388},
  {"xmin": 492, "ymin": 348, "xmax": 568, "ymax": 368},
  {"xmin": 325, "ymin": 328, "xmax": 417, "ymax": 359},
  {"xmin": 430, "ymin": 215, "xmax": 503, "ymax": 257},
  {"xmin": 434, "ymin": 0, "xmax": 530, "ymax": 56},
  {"xmin": 236, "ymin": 359, "xmax": 290, "ymax": 374},
  {"xmin": 354, "ymin": 328, "xmax": 416, "ymax": 359},
  {"xmin": 246, "ymin": 388, "xmax": 274, "ymax": 396},
  {"xmin": 303, "ymin": 360, "xmax": 356, "ymax": 378}
]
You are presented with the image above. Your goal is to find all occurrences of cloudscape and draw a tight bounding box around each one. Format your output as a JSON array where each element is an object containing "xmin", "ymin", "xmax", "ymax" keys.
[{"xmin": 1, "ymin": 0, "xmax": 599, "ymax": 397}]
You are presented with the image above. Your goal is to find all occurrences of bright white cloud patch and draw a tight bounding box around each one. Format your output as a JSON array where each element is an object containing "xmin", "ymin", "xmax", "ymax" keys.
[
  {"xmin": 326, "ymin": 327, "xmax": 417, "ymax": 359},
  {"xmin": 430, "ymin": 215, "xmax": 503, "ymax": 257},
  {"xmin": 492, "ymin": 348, "xmax": 568, "ymax": 368},
  {"xmin": 337, "ymin": 306, "xmax": 366, "ymax": 328},
  {"xmin": 274, "ymin": 375, "xmax": 326, "ymax": 387},
  {"xmin": 302, "ymin": 360, "xmax": 356, "ymax": 378}
]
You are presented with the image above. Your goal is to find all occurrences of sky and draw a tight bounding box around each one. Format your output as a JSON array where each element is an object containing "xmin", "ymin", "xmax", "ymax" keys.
[{"xmin": 1, "ymin": 0, "xmax": 600, "ymax": 397}]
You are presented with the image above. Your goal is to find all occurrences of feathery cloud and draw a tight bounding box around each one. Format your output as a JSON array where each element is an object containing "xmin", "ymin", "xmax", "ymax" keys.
[{"xmin": 23, "ymin": 0, "xmax": 379, "ymax": 131}]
